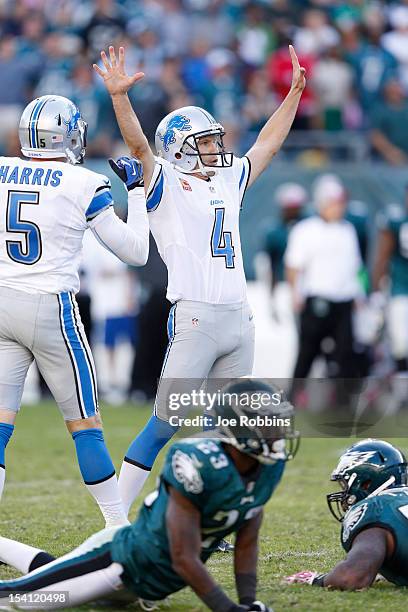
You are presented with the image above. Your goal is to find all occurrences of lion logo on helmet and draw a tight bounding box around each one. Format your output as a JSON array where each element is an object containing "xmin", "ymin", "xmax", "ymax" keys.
[
  {"xmin": 62, "ymin": 106, "xmax": 81, "ymax": 137},
  {"xmin": 159, "ymin": 115, "xmax": 191, "ymax": 152}
]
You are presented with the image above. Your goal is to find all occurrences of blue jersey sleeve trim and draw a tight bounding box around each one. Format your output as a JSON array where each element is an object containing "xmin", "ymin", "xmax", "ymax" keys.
[
  {"xmin": 86, "ymin": 190, "xmax": 113, "ymax": 221},
  {"xmin": 239, "ymin": 163, "xmax": 246, "ymax": 189},
  {"xmin": 239, "ymin": 156, "xmax": 251, "ymax": 210},
  {"xmin": 146, "ymin": 167, "xmax": 164, "ymax": 212}
]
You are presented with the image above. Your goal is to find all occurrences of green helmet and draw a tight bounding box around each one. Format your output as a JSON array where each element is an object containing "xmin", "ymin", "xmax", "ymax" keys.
[
  {"xmin": 327, "ymin": 439, "xmax": 407, "ymax": 521},
  {"xmin": 212, "ymin": 379, "xmax": 299, "ymax": 464}
]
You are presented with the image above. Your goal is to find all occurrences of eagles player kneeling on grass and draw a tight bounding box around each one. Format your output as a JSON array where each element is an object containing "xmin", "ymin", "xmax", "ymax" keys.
[
  {"xmin": 0, "ymin": 379, "xmax": 298, "ymax": 611},
  {"xmin": 285, "ymin": 439, "xmax": 408, "ymax": 589}
]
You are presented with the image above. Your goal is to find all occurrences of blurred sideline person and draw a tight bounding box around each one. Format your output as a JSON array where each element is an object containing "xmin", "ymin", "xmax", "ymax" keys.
[
  {"xmin": 93, "ymin": 44, "xmax": 306, "ymax": 514},
  {"xmin": 0, "ymin": 95, "xmax": 149, "ymax": 526},
  {"xmin": 344, "ymin": 197, "xmax": 374, "ymax": 377},
  {"xmin": 345, "ymin": 199, "xmax": 369, "ymax": 266},
  {"xmin": 263, "ymin": 182, "xmax": 307, "ymax": 323},
  {"xmin": 82, "ymin": 230, "xmax": 138, "ymax": 405},
  {"xmin": 0, "ymin": 380, "xmax": 298, "ymax": 612},
  {"xmin": 285, "ymin": 439, "xmax": 408, "ymax": 589},
  {"xmin": 373, "ymin": 194, "xmax": 408, "ymax": 409},
  {"xmin": 128, "ymin": 235, "xmax": 169, "ymax": 402},
  {"xmin": 285, "ymin": 175, "xmax": 362, "ymax": 388}
]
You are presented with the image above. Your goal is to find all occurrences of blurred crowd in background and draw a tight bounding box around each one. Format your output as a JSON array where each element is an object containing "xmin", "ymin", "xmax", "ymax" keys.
[
  {"xmin": 1, "ymin": 0, "xmax": 406, "ymax": 412},
  {"xmin": 3, "ymin": 0, "xmax": 408, "ymax": 162}
]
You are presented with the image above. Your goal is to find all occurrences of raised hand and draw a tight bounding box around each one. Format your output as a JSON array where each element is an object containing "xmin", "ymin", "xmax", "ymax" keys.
[
  {"xmin": 289, "ymin": 45, "xmax": 306, "ymax": 94},
  {"xmin": 93, "ymin": 46, "xmax": 144, "ymax": 96},
  {"xmin": 108, "ymin": 156, "xmax": 144, "ymax": 191}
]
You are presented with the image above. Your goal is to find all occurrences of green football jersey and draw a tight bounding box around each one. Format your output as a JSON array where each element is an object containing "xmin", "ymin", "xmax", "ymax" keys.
[
  {"xmin": 341, "ymin": 487, "xmax": 408, "ymax": 586},
  {"xmin": 378, "ymin": 206, "xmax": 408, "ymax": 296},
  {"xmin": 264, "ymin": 221, "xmax": 290, "ymax": 283},
  {"xmin": 345, "ymin": 200, "xmax": 369, "ymax": 263},
  {"xmin": 111, "ymin": 439, "xmax": 285, "ymax": 600}
]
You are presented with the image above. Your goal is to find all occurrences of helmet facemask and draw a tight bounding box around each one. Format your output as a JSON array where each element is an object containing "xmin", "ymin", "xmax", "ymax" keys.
[
  {"xmin": 327, "ymin": 441, "xmax": 408, "ymax": 522},
  {"xmin": 179, "ymin": 129, "xmax": 233, "ymax": 175},
  {"xmin": 213, "ymin": 382, "xmax": 300, "ymax": 465},
  {"xmin": 229, "ymin": 428, "xmax": 300, "ymax": 464},
  {"xmin": 65, "ymin": 118, "xmax": 88, "ymax": 165},
  {"xmin": 327, "ymin": 472, "xmax": 366, "ymax": 521}
]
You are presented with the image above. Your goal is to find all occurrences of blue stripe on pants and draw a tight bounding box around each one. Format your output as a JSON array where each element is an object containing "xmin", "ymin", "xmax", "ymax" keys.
[{"xmin": 60, "ymin": 292, "xmax": 97, "ymax": 418}]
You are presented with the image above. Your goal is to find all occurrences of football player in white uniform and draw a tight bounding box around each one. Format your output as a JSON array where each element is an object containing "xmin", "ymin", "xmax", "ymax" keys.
[
  {"xmin": 0, "ymin": 94, "xmax": 149, "ymax": 527},
  {"xmin": 94, "ymin": 45, "xmax": 306, "ymax": 514}
]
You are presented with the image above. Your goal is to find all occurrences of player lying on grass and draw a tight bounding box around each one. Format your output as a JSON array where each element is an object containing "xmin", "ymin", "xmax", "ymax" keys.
[
  {"xmin": 285, "ymin": 439, "xmax": 408, "ymax": 589},
  {"xmin": 0, "ymin": 379, "xmax": 299, "ymax": 611}
]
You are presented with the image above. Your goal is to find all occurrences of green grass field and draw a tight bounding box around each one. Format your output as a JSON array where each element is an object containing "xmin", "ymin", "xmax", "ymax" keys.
[{"xmin": 1, "ymin": 402, "xmax": 407, "ymax": 611}]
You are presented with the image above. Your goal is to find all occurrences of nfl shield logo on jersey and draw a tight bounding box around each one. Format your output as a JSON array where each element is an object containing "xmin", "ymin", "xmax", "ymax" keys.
[{"xmin": 192, "ymin": 317, "xmax": 199, "ymax": 327}]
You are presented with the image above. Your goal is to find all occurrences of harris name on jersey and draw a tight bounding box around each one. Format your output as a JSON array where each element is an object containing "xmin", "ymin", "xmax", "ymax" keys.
[{"xmin": 0, "ymin": 164, "xmax": 62, "ymax": 187}]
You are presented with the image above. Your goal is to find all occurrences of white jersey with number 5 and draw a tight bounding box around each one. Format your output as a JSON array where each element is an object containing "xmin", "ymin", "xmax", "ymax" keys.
[
  {"xmin": 0, "ymin": 156, "xmax": 113, "ymax": 294},
  {"xmin": 146, "ymin": 155, "xmax": 251, "ymax": 304}
]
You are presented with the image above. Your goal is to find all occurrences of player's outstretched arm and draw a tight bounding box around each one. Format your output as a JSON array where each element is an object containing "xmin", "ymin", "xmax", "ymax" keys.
[
  {"xmin": 285, "ymin": 528, "xmax": 390, "ymax": 590},
  {"xmin": 89, "ymin": 204, "xmax": 149, "ymax": 267},
  {"xmin": 166, "ymin": 487, "xmax": 247, "ymax": 611},
  {"xmin": 93, "ymin": 46, "xmax": 155, "ymax": 190},
  {"xmin": 87, "ymin": 159, "xmax": 149, "ymax": 266},
  {"xmin": 322, "ymin": 528, "xmax": 388, "ymax": 590},
  {"xmin": 246, "ymin": 46, "xmax": 306, "ymax": 189}
]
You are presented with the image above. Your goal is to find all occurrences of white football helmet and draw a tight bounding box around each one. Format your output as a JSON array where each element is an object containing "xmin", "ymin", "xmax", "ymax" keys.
[
  {"xmin": 19, "ymin": 95, "xmax": 88, "ymax": 164},
  {"xmin": 154, "ymin": 106, "xmax": 232, "ymax": 174}
]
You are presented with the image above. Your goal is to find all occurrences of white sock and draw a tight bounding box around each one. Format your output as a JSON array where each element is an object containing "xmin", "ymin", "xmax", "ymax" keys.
[
  {"xmin": 0, "ymin": 536, "xmax": 44, "ymax": 574},
  {"xmin": 118, "ymin": 461, "xmax": 151, "ymax": 517},
  {"xmin": 85, "ymin": 474, "xmax": 129, "ymax": 528}
]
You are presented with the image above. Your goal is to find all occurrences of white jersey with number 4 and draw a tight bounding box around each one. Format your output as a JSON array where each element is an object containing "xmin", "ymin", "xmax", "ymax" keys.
[
  {"xmin": 0, "ymin": 157, "xmax": 113, "ymax": 294},
  {"xmin": 146, "ymin": 155, "xmax": 251, "ymax": 304}
]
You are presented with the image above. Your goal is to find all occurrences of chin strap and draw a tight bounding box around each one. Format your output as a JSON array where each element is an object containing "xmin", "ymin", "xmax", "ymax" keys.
[
  {"xmin": 65, "ymin": 147, "xmax": 78, "ymax": 165},
  {"xmin": 366, "ymin": 475, "xmax": 396, "ymax": 499}
]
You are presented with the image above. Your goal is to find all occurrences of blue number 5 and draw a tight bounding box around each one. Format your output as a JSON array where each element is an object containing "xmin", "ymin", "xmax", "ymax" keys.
[
  {"xmin": 211, "ymin": 208, "xmax": 235, "ymax": 268},
  {"xmin": 6, "ymin": 191, "xmax": 42, "ymax": 265}
]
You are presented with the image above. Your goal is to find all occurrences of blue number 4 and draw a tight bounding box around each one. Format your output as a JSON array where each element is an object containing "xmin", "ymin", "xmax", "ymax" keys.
[
  {"xmin": 211, "ymin": 208, "xmax": 235, "ymax": 268},
  {"xmin": 6, "ymin": 191, "xmax": 42, "ymax": 265}
]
